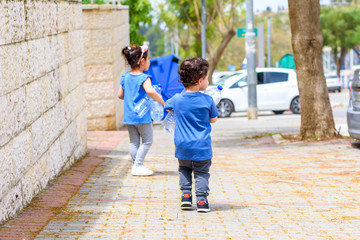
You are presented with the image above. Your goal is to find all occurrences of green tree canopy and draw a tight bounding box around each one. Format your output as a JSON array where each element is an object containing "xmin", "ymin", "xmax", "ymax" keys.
[
  {"xmin": 320, "ymin": 6, "xmax": 360, "ymax": 75},
  {"xmin": 158, "ymin": 0, "xmax": 244, "ymax": 83},
  {"xmin": 121, "ymin": 0, "xmax": 152, "ymax": 45}
]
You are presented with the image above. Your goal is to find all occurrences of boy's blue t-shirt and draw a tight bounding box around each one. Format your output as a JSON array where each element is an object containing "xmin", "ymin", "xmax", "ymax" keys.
[
  {"xmin": 120, "ymin": 72, "xmax": 152, "ymax": 125},
  {"xmin": 164, "ymin": 92, "xmax": 219, "ymax": 161}
]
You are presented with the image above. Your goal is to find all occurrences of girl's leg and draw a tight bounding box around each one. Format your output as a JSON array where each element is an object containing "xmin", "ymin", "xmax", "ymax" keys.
[
  {"xmin": 133, "ymin": 123, "xmax": 153, "ymax": 166},
  {"xmin": 127, "ymin": 125, "xmax": 140, "ymax": 163}
]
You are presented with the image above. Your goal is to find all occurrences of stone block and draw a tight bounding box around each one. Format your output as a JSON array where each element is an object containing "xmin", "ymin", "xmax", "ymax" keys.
[
  {"xmin": 0, "ymin": 183, "xmax": 23, "ymax": 225},
  {"xmin": 115, "ymin": 8, "xmax": 129, "ymax": 26},
  {"xmin": 21, "ymin": 160, "xmax": 42, "ymax": 205},
  {"xmin": 74, "ymin": 4, "xmax": 84, "ymax": 30},
  {"xmin": 85, "ymin": 45, "xmax": 113, "ymax": 65},
  {"xmin": 83, "ymin": 29, "xmax": 91, "ymax": 51},
  {"xmin": 57, "ymin": 33, "xmax": 71, "ymax": 65},
  {"xmin": 0, "ymin": 1, "xmax": 26, "ymax": 45},
  {"xmin": 58, "ymin": 1, "xmax": 70, "ymax": 33},
  {"xmin": 113, "ymin": 41, "xmax": 122, "ymax": 63},
  {"xmin": 85, "ymin": 81, "xmax": 114, "ymax": 101},
  {"xmin": 30, "ymin": 116, "xmax": 48, "ymax": 162},
  {"xmin": 64, "ymin": 89, "xmax": 74, "ymax": 125},
  {"xmin": 0, "ymin": 44, "xmax": 22, "ymax": 96},
  {"xmin": 82, "ymin": 8, "xmax": 115, "ymax": 29},
  {"xmin": 87, "ymin": 116, "xmax": 116, "ymax": 131},
  {"xmin": 0, "ymin": 141, "xmax": 15, "ymax": 200},
  {"xmin": 47, "ymin": 139, "xmax": 63, "ymax": 179},
  {"xmin": 0, "ymin": 88, "xmax": 26, "ymax": 148},
  {"xmin": 43, "ymin": 101, "xmax": 65, "ymax": 147},
  {"xmin": 25, "ymin": 75, "xmax": 50, "ymax": 125},
  {"xmin": 69, "ymin": 30, "xmax": 84, "ymax": 60},
  {"xmin": 68, "ymin": 57, "xmax": 85, "ymax": 93},
  {"xmin": 56, "ymin": 63, "xmax": 69, "ymax": 98},
  {"xmin": 11, "ymin": 129, "xmax": 34, "ymax": 184},
  {"xmin": 36, "ymin": 150, "xmax": 52, "ymax": 190},
  {"xmin": 85, "ymin": 64, "xmax": 113, "ymax": 82},
  {"xmin": 60, "ymin": 121, "xmax": 76, "ymax": 163},
  {"xmin": 92, "ymin": 29, "xmax": 113, "ymax": 47},
  {"xmin": 72, "ymin": 83, "xmax": 87, "ymax": 117},
  {"xmin": 87, "ymin": 99, "xmax": 115, "ymax": 118},
  {"xmin": 48, "ymin": 70, "xmax": 62, "ymax": 108}
]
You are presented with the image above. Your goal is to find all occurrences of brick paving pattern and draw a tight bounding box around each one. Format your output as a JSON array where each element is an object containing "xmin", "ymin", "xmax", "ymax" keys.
[{"xmin": 1, "ymin": 115, "xmax": 360, "ymax": 239}]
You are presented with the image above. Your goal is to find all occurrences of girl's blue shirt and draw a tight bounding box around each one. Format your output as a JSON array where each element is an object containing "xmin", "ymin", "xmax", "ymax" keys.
[
  {"xmin": 164, "ymin": 91, "xmax": 219, "ymax": 161},
  {"xmin": 120, "ymin": 72, "xmax": 152, "ymax": 125}
]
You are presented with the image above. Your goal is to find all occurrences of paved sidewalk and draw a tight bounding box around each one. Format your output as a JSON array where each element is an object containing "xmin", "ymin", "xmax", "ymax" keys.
[{"xmin": 1, "ymin": 114, "xmax": 360, "ymax": 239}]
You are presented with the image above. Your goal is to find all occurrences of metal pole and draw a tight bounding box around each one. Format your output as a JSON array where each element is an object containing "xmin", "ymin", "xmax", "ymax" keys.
[
  {"xmin": 201, "ymin": 0, "xmax": 207, "ymax": 59},
  {"xmin": 267, "ymin": 17, "xmax": 272, "ymax": 67},
  {"xmin": 257, "ymin": 23, "xmax": 264, "ymax": 68},
  {"xmin": 246, "ymin": 0, "xmax": 257, "ymax": 120}
]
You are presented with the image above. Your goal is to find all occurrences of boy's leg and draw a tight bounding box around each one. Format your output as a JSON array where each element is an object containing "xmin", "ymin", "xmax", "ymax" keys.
[
  {"xmin": 127, "ymin": 125, "xmax": 140, "ymax": 163},
  {"xmin": 178, "ymin": 159, "xmax": 193, "ymax": 194},
  {"xmin": 133, "ymin": 123, "xmax": 153, "ymax": 166},
  {"xmin": 178, "ymin": 159, "xmax": 193, "ymax": 209},
  {"xmin": 193, "ymin": 159, "xmax": 211, "ymax": 201}
]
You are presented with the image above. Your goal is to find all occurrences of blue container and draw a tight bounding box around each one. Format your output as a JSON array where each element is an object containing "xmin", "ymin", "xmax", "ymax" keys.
[{"xmin": 144, "ymin": 54, "xmax": 184, "ymax": 102}]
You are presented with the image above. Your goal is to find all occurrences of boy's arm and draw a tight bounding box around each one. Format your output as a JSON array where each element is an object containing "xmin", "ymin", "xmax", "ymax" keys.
[
  {"xmin": 210, "ymin": 117, "xmax": 218, "ymax": 123},
  {"xmin": 143, "ymin": 78, "xmax": 165, "ymax": 107},
  {"xmin": 117, "ymin": 85, "xmax": 124, "ymax": 99}
]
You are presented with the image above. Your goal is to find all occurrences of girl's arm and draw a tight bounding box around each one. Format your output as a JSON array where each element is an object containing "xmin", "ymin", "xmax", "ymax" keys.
[
  {"xmin": 117, "ymin": 85, "xmax": 124, "ymax": 99},
  {"xmin": 143, "ymin": 78, "xmax": 165, "ymax": 107},
  {"xmin": 210, "ymin": 117, "xmax": 218, "ymax": 123}
]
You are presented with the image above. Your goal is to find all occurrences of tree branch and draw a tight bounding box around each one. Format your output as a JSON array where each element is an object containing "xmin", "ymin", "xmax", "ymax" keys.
[{"xmin": 178, "ymin": 0, "xmax": 201, "ymax": 35}]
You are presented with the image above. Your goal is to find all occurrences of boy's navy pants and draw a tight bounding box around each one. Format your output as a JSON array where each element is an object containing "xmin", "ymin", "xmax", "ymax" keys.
[{"xmin": 178, "ymin": 159, "xmax": 212, "ymax": 202}]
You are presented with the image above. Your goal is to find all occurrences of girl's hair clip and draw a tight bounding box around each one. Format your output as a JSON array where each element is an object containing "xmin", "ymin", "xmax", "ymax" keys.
[{"xmin": 127, "ymin": 46, "xmax": 131, "ymax": 50}]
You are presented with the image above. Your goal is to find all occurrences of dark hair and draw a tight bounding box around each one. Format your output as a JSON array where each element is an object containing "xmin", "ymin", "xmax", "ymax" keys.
[
  {"xmin": 122, "ymin": 44, "xmax": 148, "ymax": 69},
  {"xmin": 178, "ymin": 57, "xmax": 209, "ymax": 87}
]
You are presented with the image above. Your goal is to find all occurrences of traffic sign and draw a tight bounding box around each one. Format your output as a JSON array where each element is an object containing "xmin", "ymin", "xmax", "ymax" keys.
[{"xmin": 237, "ymin": 28, "xmax": 258, "ymax": 38}]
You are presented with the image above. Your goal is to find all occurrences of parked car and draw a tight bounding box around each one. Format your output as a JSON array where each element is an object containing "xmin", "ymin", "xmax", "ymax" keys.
[
  {"xmin": 211, "ymin": 68, "xmax": 300, "ymax": 118},
  {"xmin": 347, "ymin": 69, "xmax": 360, "ymax": 140},
  {"xmin": 325, "ymin": 74, "xmax": 342, "ymax": 92},
  {"xmin": 212, "ymin": 71, "xmax": 237, "ymax": 84}
]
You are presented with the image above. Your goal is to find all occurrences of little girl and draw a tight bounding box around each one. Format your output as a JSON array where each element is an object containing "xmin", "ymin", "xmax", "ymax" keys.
[{"xmin": 118, "ymin": 44, "xmax": 165, "ymax": 176}]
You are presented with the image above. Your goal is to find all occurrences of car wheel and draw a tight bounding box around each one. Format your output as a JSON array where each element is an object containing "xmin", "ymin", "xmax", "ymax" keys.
[
  {"xmin": 338, "ymin": 88, "xmax": 342, "ymax": 93},
  {"xmin": 290, "ymin": 96, "xmax": 301, "ymax": 114},
  {"xmin": 273, "ymin": 110, "xmax": 285, "ymax": 115},
  {"xmin": 217, "ymin": 99, "xmax": 233, "ymax": 118}
]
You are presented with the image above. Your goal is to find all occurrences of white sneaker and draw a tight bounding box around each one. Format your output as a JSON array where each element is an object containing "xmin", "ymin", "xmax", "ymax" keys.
[{"xmin": 131, "ymin": 165, "xmax": 154, "ymax": 176}]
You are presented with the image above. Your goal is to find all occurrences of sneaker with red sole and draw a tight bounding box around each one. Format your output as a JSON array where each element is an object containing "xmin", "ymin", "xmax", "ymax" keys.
[
  {"xmin": 180, "ymin": 193, "xmax": 192, "ymax": 209},
  {"xmin": 197, "ymin": 199, "xmax": 210, "ymax": 212}
]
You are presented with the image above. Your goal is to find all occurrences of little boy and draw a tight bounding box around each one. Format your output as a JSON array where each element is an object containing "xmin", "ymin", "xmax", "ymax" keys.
[{"xmin": 164, "ymin": 57, "xmax": 218, "ymax": 212}]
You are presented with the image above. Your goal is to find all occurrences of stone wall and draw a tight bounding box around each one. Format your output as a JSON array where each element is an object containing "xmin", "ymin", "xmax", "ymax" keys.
[
  {"xmin": 83, "ymin": 5, "xmax": 129, "ymax": 130},
  {"xmin": 0, "ymin": 0, "xmax": 87, "ymax": 224}
]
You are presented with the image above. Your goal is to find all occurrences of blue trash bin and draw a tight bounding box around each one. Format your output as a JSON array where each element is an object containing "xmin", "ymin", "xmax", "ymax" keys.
[
  {"xmin": 144, "ymin": 55, "xmax": 184, "ymax": 119},
  {"xmin": 144, "ymin": 54, "xmax": 184, "ymax": 102}
]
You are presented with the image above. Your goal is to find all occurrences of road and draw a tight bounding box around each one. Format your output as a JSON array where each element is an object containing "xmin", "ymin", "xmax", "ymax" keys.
[{"xmin": 230, "ymin": 89, "xmax": 350, "ymax": 136}]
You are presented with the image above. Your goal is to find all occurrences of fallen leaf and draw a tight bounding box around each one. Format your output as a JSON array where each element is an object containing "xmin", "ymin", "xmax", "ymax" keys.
[{"xmin": 157, "ymin": 211, "xmax": 176, "ymax": 221}]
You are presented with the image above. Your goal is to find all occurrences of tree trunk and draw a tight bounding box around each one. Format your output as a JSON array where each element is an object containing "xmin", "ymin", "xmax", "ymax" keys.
[
  {"xmin": 208, "ymin": 29, "xmax": 236, "ymax": 84},
  {"xmin": 288, "ymin": 0, "xmax": 336, "ymax": 139},
  {"xmin": 333, "ymin": 47, "xmax": 347, "ymax": 76}
]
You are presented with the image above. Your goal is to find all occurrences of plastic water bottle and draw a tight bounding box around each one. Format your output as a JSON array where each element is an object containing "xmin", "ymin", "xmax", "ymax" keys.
[
  {"xmin": 150, "ymin": 85, "xmax": 164, "ymax": 121},
  {"xmin": 134, "ymin": 94, "xmax": 152, "ymax": 118},
  {"xmin": 134, "ymin": 85, "xmax": 162, "ymax": 118},
  {"xmin": 204, "ymin": 85, "xmax": 223, "ymax": 105},
  {"xmin": 161, "ymin": 112, "xmax": 176, "ymax": 135}
]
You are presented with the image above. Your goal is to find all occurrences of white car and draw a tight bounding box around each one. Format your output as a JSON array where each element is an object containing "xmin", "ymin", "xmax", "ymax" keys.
[
  {"xmin": 325, "ymin": 74, "xmax": 341, "ymax": 92},
  {"xmin": 212, "ymin": 68, "xmax": 300, "ymax": 117},
  {"xmin": 212, "ymin": 71, "xmax": 237, "ymax": 84}
]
